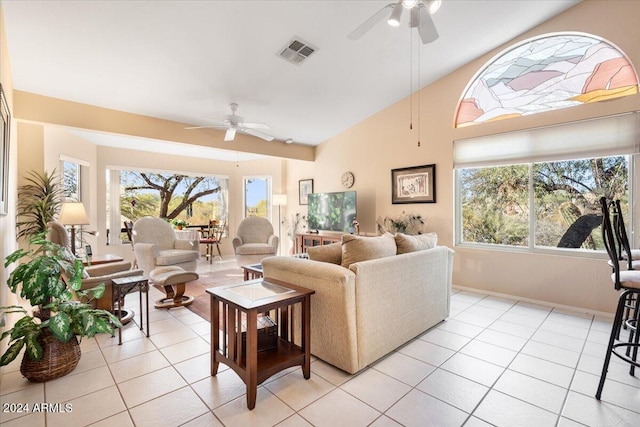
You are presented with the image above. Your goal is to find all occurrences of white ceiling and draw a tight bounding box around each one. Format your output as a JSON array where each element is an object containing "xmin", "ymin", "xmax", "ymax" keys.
[{"xmin": 2, "ymin": 0, "xmax": 580, "ymax": 158}]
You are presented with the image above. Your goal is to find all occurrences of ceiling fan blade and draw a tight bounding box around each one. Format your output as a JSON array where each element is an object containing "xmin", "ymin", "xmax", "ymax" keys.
[
  {"xmin": 417, "ymin": 5, "xmax": 439, "ymax": 44},
  {"xmin": 347, "ymin": 3, "xmax": 394, "ymax": 40},
  {"xmin": 242, "ymin": 128, "xmax": 274, "ymax": 142},
  {"xmin": 224, "ymin": 128, "xmax": 236, "ymax": 141},
  {"xmin": 241, "ymin": 121, "xmax": 270, "ymax": 130},
  {"xmin": 409, "ymin": 6, "xmax": 419, "ymax": 28}
]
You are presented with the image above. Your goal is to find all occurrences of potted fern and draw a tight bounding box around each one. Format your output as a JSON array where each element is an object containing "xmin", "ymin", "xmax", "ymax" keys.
[{"xmin": 0, "ymin": 234, "xmax": 121, "ymax": 382}]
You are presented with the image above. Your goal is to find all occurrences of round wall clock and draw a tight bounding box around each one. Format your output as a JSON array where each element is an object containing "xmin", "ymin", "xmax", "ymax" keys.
[{"xmin": 341, "ymin": 171, "xmax": 355, "ymax": 188}]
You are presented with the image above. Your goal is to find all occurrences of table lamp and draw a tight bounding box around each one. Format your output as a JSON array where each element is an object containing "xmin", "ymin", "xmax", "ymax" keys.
[
  {"xmin": 59, "ymin": 202, "xmax": 90, "ymax": 255},
  {"xmin": 273, "ymin": 194, "xmax": 287, "ymax": 254}
]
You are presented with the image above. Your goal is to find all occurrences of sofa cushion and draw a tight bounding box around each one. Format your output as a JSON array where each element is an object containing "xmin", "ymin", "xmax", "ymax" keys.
[
  {"xmin": 308, "ymin": 242, "xmax": 342, "ymax": 265},
  {"xmin": 341, "ymin": 233, "xmax": 396, "ymax": 268},
  {"xmin": 235, "ymin": 243, "xmax": 277, "ymax": 255},
  {"xmin": 395, "ymin": 232, "xmax": 438, "ymax": 254}
]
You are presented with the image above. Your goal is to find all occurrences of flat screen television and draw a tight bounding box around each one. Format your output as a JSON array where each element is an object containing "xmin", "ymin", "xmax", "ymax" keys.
[{"xmin": 307, "ymin": 191, "xmax": 357, "ymax": 233}]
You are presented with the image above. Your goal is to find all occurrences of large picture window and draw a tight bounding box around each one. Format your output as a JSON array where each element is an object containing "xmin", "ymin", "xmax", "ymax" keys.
[
  {"xmin": 106, "ymin": 168, "xmax": 228, "ymax": 245},
  {"xmin": 457, "ymin": 155, "xmax": 632, "ymax": 252}
]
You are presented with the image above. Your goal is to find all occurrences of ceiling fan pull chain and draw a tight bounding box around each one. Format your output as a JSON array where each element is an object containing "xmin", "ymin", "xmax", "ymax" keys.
[
  {"xmin": 417, "ymin": 34, "xmax": 421, "ymax": 148},
  {"xmin": 410, "ymin": 25, "xmax": 414, "ymax": 131}
]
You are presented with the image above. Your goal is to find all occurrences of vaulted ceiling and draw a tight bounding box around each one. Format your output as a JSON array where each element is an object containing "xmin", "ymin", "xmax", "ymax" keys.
[{"xmin": 2, "ymin": 0, "xmax": 580, "ymax": 157}]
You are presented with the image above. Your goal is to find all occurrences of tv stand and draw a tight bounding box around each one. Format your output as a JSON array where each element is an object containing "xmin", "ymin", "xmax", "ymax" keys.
[{"xmin": 295, "ymin": 231, "xmax": 343, "ymax": 254}]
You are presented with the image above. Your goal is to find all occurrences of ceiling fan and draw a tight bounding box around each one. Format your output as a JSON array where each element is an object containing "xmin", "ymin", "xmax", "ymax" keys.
[
  {"xmin": 348, "ymin": 0, "xmax": 441, "ymax": 44},
  {"xmin": 186, "ymin": 103, "xmax": 274, "ymax": 142}
]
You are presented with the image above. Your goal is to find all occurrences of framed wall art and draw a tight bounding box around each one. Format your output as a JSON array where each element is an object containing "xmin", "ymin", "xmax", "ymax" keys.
[
  {"xmin": 0, "ymin": 84, "xmax": 11, "ymax": 216},
  {"xmin": 391, "ymin": 164, "xmax": 436, "ymax": 204},
  {"xmin": 299, "ymin": 179, "xmax": 314, "ymax": 205}
]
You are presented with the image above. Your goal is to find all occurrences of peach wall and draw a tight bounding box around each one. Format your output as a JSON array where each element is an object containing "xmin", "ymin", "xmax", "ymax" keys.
[{"xmin": 285, "ymin": 0, "xmax": 640, "ymax": 313}]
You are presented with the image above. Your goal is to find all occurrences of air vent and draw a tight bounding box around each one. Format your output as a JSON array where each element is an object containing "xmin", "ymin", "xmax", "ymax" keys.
[{"xmin": 278, "ymin": 38, "xmax": 317, "ymax": 66}]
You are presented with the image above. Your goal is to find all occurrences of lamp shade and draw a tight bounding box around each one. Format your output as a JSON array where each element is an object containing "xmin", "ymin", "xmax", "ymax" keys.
[
  {"xmin": 273, "ymin": 194, "xmax": 288, "ymax": 206},
  {"xmin": 59, "ymin": 202, "xmax": 89, "ymax": 225}
]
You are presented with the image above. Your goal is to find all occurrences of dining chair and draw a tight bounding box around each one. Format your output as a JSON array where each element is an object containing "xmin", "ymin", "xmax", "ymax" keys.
[
  {"xmin": 596, "ymin": 197, "xmax": 640, "ymax": 399},
  {"xmin": 200, "ymin": 220, "xmax": 226, "ymax": 263}
]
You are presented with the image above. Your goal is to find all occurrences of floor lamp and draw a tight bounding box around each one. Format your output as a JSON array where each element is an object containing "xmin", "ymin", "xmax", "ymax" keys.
[
  {"xmin": 59, "ymin": 202, "xmax": 90, "ymax": 255},
  {"xmin": 273, "ymin": 194, "xmax": 287, "ymax": 255}
]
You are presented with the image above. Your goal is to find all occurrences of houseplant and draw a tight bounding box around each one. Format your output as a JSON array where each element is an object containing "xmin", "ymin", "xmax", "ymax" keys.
[
  {"xmin": 0, "ymin": 234, "xmax": 122, "ymax": 382},
  {"xmin": 377, "ymin": 212, "xmax": 426, "ymax": 235},
  {"xmin": 16, "ymin": 169, "xmax": 63, "ymax": 242},
  {"xmin": 170, "ymin": 218, "xmax": 188, "ymax": 230}
]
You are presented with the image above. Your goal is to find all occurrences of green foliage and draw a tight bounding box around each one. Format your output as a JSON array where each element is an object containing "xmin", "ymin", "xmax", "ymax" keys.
[
  {"xmin": 170, "ymin": 218, "xmax": 188, "ymax": 227},
  {"xmin": 16, "ymin": 170, "xmax": 64, "ymax": 242},
  {"xmin": 377, "ymin": 212, "xmax": 426, "ymax": 235},
  {"xmin": 461, "ymin": 156, "xmax": 628, "ymax": 249},
  {"xmin": 120, "ymin": 171, "xmax": 222, "ymax": 221},
  {"xmin": 0, "ymin": 234, "xmax": 122, "ymax": 366}
]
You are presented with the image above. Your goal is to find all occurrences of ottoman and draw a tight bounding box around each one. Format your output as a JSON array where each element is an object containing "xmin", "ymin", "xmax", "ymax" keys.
[{"xmin": 149, "ymin": 266, "xmax": 199, "ymax": 309}]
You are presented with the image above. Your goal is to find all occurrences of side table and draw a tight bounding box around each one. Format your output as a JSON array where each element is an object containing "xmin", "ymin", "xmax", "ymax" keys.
[
  {"xmin": 241, "ymin": 263, "xmax": 264, "ymax": 280},
  {"xmin": 207, "ymin": 279, "xmax": 315, "ymax": 410},
  {"xmin": 111, "ymin": 275, "xmax": 150, "ymax": 345}
]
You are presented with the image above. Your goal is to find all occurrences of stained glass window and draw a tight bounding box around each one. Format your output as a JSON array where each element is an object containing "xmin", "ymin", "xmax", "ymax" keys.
[{"xmin": 455, "ymin": 33, "xmax": 638, "ymax": 128}]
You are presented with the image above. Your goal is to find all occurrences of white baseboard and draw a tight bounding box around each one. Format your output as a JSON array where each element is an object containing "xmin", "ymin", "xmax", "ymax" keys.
[{"xmin": 452, "ymin": 284, "xmax": 615, "ymax": 319}]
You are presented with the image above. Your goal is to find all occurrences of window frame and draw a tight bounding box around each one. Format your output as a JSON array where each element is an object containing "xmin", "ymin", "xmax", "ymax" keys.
[
  {"xmin": 106, "ymin": 165, "xmax": 229, "ymax": 246},
  {"xmin": 243, "ymin": 175, "xmax": 272, "ymax": 220},
  {"xmin": 454, "ymin": 155, "xmax": 637, "ymax": 258}
]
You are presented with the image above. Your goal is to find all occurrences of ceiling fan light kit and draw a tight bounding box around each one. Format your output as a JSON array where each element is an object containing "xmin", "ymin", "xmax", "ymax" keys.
[
  {"xmin": 349, "ymin": 0, "xmax": 441, "ymax": 44},
  {"xmin": 387, "ymin": 1, "xmax": 403, "ymax": 27}
]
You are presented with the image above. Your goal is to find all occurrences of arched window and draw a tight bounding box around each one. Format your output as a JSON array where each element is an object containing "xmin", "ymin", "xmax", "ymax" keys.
[{"xmin": 455, "ymin": 33, "xmax": 638, "ymax": 128}]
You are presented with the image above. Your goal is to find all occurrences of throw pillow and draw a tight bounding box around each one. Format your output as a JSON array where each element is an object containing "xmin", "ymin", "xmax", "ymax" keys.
[
  {"xmin": 341, "ymin": 233, "xmax": 396, "ymax": 268},
  {"xmin": 307, "ymin": 242, "xmax": 342, "ymax": 265},
  {"xmin": 395, "ymin": 232, "xmax": 438, "ymax": 254}
]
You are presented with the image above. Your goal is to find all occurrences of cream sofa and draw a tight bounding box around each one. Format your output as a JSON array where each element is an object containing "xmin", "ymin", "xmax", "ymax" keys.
[{"xmin": 262, "ymin": 233, "xmax": 454, "ymax": 374}]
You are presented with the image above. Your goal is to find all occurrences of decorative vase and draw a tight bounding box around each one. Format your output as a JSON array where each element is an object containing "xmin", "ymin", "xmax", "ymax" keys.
[
  {"xmin": 177, "ymin": 225, "xmax": 183, "ymax": 230},
  {"xmin": 20, "ymin": 329, "xmax": 81, "ymax": 382}
]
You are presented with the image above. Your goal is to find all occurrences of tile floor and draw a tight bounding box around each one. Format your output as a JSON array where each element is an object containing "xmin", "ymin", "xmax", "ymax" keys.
[{"xmin": 1, "ymin": 258, "xmax": 640, "ymax": 426}]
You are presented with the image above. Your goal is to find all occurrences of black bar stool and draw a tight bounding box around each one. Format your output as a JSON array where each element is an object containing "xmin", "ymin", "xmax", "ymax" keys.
[{"xmin": 596, "ymin": 197, "xmax": 640, "ymax": 399}]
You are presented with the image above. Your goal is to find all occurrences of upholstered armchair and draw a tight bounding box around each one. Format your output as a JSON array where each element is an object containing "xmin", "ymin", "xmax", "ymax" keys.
[
  {"xmin": 47, "ymin": 221, "xmax": 144, "ymax": 312},
  {"xmin": 232, "ymin": 216, "xmax": 279, "ymax": 264},
  {"xmin": 132, "ymin": 217, "xmax": 200, "ymax": 276}
]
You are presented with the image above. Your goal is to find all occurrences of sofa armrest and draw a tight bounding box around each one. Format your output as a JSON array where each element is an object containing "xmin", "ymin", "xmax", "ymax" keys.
[
  {"xmin": 85, "ymin": 261, "xmax": 132, "ymax": 277},
  {"xmin": 262, "ymin": 256, "xmax": 360, "ymax": 373},
  {"xmin": 133, "ymin": 243, "xmax": 159, "ymax": 276},
  {"xmin": 268, "ymin": 235, "xmax": 279, "ymax": 250},
  {"xmin": 174, "ymin": 239, "xmax": 198, "ymax": 251},
  {"xmin": 349, "ymin": 246, "xmax": 454, "ymax": 368},
  {"xmin": 81, "ymin": 268, "xmax": 145, "ymax": 286},
  {"xmin": 232, "ymin": 236, "xmax": 243, "ymax": 252}
]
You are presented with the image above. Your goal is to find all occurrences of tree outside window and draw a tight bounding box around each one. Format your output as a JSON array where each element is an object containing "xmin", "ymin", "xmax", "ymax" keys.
[
  {"xmin": 108, "ymin": 170, "xmax": 228, "ymax": 243},
  {"xmin": 244, "ymin": 177, "xmax": 271, "ymax": 218},
  {"xmin": 459, "ymin": 156, "xmax": 629, "ymax": 251},
  {"xmin": 62, "ymin": 160, "xmax": 80, "ymax": 201}
]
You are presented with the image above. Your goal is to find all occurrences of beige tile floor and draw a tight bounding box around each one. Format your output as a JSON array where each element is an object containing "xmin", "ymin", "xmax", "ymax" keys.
[{"xmin": 1, "ymin": 257, "xmax": 640, "ymax": 426}]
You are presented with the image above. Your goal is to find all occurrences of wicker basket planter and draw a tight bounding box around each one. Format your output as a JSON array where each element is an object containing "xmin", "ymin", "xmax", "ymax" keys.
[{"xmin": 20, "ymin": 329, "xmax": 81, "ymax": 383}]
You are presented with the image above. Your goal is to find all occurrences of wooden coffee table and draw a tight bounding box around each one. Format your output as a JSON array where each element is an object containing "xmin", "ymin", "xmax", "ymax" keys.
[{"xmin": 207, "ymin": 279, "xmax": 314, "ymax": 410}]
